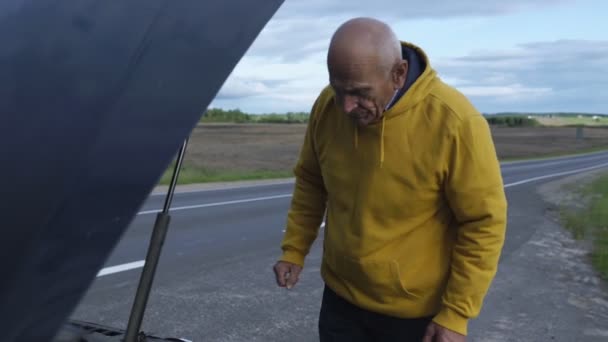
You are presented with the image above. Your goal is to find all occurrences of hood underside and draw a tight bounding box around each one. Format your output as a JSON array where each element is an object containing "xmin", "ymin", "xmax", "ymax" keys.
[{"xmin": 0, "ymin": 0, "xmax": 284, "ymax": 341}]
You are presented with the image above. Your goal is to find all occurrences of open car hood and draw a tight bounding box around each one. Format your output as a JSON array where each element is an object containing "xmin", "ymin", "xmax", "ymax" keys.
[{"xmin": 0, "ymin": 0, "xmax": 284, "ymax": 341}]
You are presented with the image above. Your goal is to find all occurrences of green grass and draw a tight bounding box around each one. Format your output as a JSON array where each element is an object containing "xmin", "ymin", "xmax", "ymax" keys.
[
  {"xmin": 158, "ymin": 165, "xmax": 293, "ymax": 185},
  {"xmin": 199, "ymin": 109, "xmax": 607, "ymax": 126},
  {"xmin": 560, "ymin": 173, "xmax": 608, "ymax": 279},
  {"xmin": 530, "ymin": 114, "xmax": 608, "ymax": 127},
  {"xmin": 557, "ymin": 116, "xmax": 608, "ymax": 126},
  {"xmin": 157, "ymin": 147, "xmax": 608, "ymax": 185}
]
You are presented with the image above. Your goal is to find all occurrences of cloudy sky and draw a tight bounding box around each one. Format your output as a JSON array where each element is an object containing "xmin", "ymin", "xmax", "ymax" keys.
[{"xmin": 210, "ymin": 0, "xmax": 608, "ymax": 115}]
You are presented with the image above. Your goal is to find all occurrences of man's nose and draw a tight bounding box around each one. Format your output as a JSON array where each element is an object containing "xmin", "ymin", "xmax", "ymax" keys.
[{"xmin": 342, "ymin": 95, "xmax": 358, "ymax": 113}]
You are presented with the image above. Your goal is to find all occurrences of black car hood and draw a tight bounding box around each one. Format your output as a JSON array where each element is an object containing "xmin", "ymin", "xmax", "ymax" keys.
[{"xmin": 0, "ymin": 0, "xmax": 284, "ymax": 341}]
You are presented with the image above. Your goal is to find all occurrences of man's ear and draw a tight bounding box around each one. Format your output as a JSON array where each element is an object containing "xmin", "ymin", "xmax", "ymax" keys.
[{"xmin": 392, "ymin": 60, "xmax": 408, "ymax": 89}]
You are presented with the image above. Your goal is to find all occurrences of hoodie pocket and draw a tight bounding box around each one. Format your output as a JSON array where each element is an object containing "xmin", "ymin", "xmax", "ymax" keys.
[
  {"xmin": 325, "ymin": 249, "xmax": 420, "ymax": 302},
  {"xmin": 390, "ymin": 260, "xmax": 423, "ymax": 299}
]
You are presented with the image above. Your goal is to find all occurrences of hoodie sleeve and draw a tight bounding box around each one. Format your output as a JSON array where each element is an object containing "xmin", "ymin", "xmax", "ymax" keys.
[
  {"xmin": 433, "ymin": 114, "xmax": 508, "ymax": 335},
  {"xmin": 279, "ymin": 95, "xmax": 328, "ymax": 267}
]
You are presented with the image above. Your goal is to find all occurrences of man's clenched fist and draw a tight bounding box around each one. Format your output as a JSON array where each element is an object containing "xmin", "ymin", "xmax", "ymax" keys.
[{"xmin": 273, "ymin": 261, "xmax": 303, "ymax": 289}]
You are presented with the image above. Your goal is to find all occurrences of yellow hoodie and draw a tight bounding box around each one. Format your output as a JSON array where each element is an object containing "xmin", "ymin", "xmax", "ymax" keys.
[{"xmin": 280, "ymin": 41, "xmax": 508, "ymax": 336}]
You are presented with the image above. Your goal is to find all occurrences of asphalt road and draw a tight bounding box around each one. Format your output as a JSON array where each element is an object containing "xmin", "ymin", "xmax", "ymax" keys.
[{"xmin": 69, "ymin": 150, "xmax": 608, "ymax": 342}]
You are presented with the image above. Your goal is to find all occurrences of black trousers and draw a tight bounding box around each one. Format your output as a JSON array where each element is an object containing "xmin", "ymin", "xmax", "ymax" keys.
[{"xmin": 318, "ymin": 285, "xmax": 432, "ymax": 342}]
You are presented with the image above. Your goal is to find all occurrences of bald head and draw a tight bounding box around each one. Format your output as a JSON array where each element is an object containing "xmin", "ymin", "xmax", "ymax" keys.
[
  {"xmin": 326, "ymin": 17, "xmax": 408, "ymax": 126},
  {"xmin": 328, "ymin": 17, "xmax": 402, "ymax": 77}
]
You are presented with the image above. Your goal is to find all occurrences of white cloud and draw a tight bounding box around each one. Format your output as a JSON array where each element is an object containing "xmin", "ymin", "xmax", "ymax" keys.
[
  {"xmin": 273, "ymin": 0, "xmax": 572, "ymax": 20},
  {"xmin": 458, "ymin": 84, "xmax": 553, "ymax": 98},
  {"xmin": 215, "ymin": 78, "xmax": 271, "ymax": 99},
  {"xmin": 245, "ymin": 18, "xmax": 337, "ymax": 60},
  {"xmin": 246, "ymin": 0, "xmax": 576, "ymax": 61},
  {"xmin": 441, "ymin": 40, "xmax": 608, "ymax": 113},
  {"xmin": 210, "ymin": 1, "xmax": 606, "ymax": 114},
  {"xmin": 210, "ymin": 53, "xmax": 329, "ymax": 113}
]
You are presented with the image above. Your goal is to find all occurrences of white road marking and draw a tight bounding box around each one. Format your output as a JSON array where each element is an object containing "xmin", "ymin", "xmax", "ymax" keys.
[
  {"xmin": 504, "ymin": 162, "xmax": 608, "ymax": 188},
  {"xmin": 137, "ymin": 194, "xmax": 293, "ymax": 215},
  {"xmin": 97, "ymin": 260, "xmax": 145, "ymax": 277},
  {"xmin": 501, "ymin": 154, "xmax": 608, "ymax": 171},
  {"xmin": 102, "ymin": 161, "xmax": 608, "ymax": 277},
  {"xmin": 282, "ymin": 221, "xmax": 325, "ymax": 233}
]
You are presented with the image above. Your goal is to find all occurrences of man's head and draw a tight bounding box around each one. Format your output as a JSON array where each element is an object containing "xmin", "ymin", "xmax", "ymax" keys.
[{"xmin": 327, "ymin": 17, "xmax": 408, "ymax": 126}]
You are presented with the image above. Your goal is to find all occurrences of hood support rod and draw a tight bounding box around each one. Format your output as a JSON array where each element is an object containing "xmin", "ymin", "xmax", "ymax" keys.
[{"xmin": 124, "ymin": 137, "xmax": 189, "ymax": 342}]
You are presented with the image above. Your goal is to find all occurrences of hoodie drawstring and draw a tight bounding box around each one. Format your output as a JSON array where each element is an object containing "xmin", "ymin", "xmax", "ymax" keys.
[
  {"xmin": 380, "ymin": 116, "xmax": 385, "ymax": 168},
  {"xmin": 353, "ymin": 116, "xmax": 386, "ymax": 168}
]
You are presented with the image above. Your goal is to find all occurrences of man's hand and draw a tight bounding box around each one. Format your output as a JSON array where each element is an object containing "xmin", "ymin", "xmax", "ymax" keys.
[
  {"xmin": 422, "ymin": 322, "xmax": 466, "ymax": 342},
  {"xmin": 273, "ymin": 261, "xmax": 303, "ymax": 289}
]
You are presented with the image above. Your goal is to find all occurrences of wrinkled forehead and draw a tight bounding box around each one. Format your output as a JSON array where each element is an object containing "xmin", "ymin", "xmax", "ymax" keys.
[
  {"xmin": 330, "ymin": 77, "xmax": 373, "ymax": 94},
  {"xmin": 328, "ymin": 58, "xmax": 384, "ymax": 88}
]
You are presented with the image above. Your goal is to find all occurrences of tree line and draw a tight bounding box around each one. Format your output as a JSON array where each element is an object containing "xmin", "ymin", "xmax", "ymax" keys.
[
  {"xmin": 201, "ymin": 108, "xmax": 309, "ymax": 124},
  {"xmin": 201, "ymin": 108, "xmax": 540, "ymax": 127},
  {"xmin": 483, "ymin": 116, "xmax": 538, "ymax": 127}
]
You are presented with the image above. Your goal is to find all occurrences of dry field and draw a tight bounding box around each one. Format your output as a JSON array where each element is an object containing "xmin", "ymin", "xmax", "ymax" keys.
[
  {"xmin": 490, "ymin": 126, "xmax": 608, "ymax": 160},
  {"xmin": 167, "ymin": 123, "xmax": 608, "ymax": 183},
  {"xmin": 182, "ymin": 123, "xmax": 306, "ymax": 172}
]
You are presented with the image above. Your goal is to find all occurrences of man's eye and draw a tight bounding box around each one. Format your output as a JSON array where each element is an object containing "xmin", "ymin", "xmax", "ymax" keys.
[
  {"xmin": 333, "ymin": 87, "xmax": 371, "ymax": 101},
  {"xmin": 357, "ymin": 92, "xmax": 372, "ymax": 100},
  {"xmin": 350, "ymin": 91, "xmax": 366, "ymax": 98}
]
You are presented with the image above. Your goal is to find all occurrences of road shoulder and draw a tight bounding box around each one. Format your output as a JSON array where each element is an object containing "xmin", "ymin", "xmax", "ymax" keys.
[{"xmin": 468, "ymin": 170, "xmax": 608, "ymax": 342}]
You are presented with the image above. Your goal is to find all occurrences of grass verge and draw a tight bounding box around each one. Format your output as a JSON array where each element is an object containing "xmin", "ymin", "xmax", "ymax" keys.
[
  {"xmin": 501, "ymin": 146, "xmax": 608, "ymax": 163},
  {"xmin": 160, "ymin": 147, "xmax": 608, "ymax": 186},
  {"xmin": 560, "ymin": 172, "xmax": 608, "ymax": 280},
  {"xmin": 159, "ymin": 165, "xmax": 293, "ymax": 185}
]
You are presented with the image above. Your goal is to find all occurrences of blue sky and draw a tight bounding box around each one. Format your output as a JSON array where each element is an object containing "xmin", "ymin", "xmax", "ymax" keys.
[{"xmin": 210, "ymin": 0, "xmax": 608, "ymax": 114}]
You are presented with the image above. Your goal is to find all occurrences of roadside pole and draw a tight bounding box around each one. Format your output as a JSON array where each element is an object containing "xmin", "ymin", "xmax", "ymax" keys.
[{"xmin": 576, "ymin": 125, "xmax": 584, "ymax": 140}]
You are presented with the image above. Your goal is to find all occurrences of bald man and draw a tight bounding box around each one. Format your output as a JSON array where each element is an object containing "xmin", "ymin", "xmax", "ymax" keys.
[{"xmin": 274, "ymin": 17, "xmax": 507, "ymax": 342}]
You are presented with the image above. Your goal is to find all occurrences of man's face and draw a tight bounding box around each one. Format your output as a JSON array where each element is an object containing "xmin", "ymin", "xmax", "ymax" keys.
[{"xmin": 329, "ymin": 62, "xmax": 404, "ymax": 126}]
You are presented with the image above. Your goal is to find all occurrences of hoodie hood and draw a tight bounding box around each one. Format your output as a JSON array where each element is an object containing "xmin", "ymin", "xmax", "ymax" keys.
[
  {"xmin": 354, "ymin": 41, "xmax": 437, "ymax": 167},
  {"xmin": 389, "ymin": 42, "xmax": 427, "ymax": 108},
  {"xmin": 383, "ymin": 41, "xmax": 436, "ymax": 117}
]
